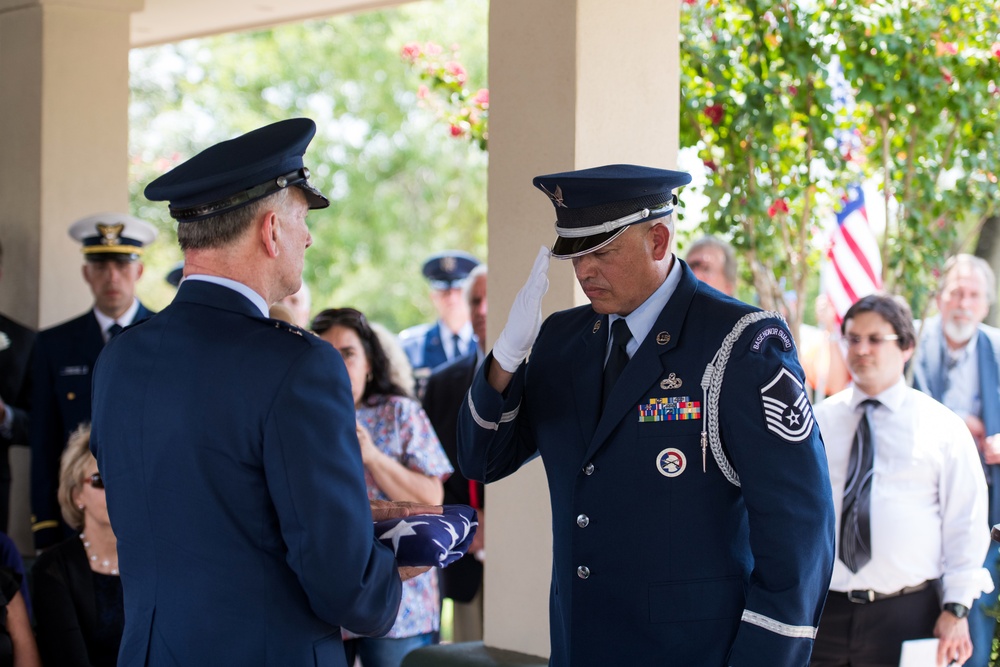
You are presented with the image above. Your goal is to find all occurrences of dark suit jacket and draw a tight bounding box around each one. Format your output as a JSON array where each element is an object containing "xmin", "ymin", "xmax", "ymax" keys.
[
  {"xmin": 0, "ymin": 313, "xmax": 34, "ymax": 533},
  {"xmin": 423, "ymin": 349, "xmax": 484, "ymax": 602},
  {"xmin": 91, "ymin": 280, "xmax": 401, "ymax": 666},
  {"xmin": 32, "ymin": 536, "xmax": 122, "ymax": 667},
  {"xmin": 912, "ymin": 316, "xmax": 1000, "ymax": 525},
  {"xmin": 0, "ymin": 313, "xmax": 34, "ymax": 448},
  {"xmin": 29, "ymin": 304, "xmax": 153, "ymax": 549},
  {"xmin": 458, "ymin": 262, "xmax": 836, "ymax": 667}
]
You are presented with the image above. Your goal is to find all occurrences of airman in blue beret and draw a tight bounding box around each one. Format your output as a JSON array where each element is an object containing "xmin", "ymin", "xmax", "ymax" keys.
[{"xmin": 458, "ymin": 163, "xmax": 836, "ymax": 666}]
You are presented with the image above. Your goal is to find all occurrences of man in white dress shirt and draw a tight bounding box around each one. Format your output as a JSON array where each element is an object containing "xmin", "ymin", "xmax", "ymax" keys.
[{"xmin": 811, "ymin": 293, "xmax": 993, "ymax": 667}]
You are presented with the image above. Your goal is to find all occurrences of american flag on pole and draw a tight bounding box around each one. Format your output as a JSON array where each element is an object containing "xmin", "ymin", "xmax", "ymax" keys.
[
  {"xmin": 821, "ymin": 59, "xmax": 882, "ymax": 323},
  {"xmin": 821, "ymin": 186, "xmax": 882, "ymax": 322}
]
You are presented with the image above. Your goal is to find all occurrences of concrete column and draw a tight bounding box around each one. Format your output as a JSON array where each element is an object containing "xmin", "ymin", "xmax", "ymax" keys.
[
  {"xmin": 0, "ymin": 0, "xmax": 141, "ymax": 329},
  {"xmin": 0, "ymin": 0, "xmax": 141, "ymax": 554},
  {"xmin": 485, "ymin": 0, "xmax": 680, "ymax": 657}
]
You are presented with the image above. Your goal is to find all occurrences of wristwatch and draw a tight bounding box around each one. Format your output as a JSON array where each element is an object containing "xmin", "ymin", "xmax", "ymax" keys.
[{"xmin": 943, "ymin": 602, "xmax": 970, "ymax": 619}]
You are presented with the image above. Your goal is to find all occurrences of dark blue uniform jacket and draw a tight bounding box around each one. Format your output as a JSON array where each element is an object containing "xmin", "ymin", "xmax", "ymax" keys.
[
  {"xmin": 458, "ymin": 262, "xmax": 835, "ymax": 667},
  {"xmin": 30, "ymin": 303, "xmax": 153, "ymax": 548},
  {"xmin": 91, "ymin": 281, "xmax": 401, "ymax": 667}
]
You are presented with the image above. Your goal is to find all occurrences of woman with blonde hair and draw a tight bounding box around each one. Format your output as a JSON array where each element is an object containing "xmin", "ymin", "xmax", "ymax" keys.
[{"xmin": 32, "ymin": 424, "xmax": 123, "ymax": 667}]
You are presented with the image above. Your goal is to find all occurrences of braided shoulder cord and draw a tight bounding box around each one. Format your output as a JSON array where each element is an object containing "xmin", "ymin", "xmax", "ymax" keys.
[{"xmin": 699, "ymin": 310, "xmax": 787, "ymax": 487}]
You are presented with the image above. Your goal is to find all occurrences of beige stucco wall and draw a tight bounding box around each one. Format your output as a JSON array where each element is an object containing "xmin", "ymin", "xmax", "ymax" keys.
[{"xmin": 0, "ymin": 0, "xmax": 138, "ymax": 329}]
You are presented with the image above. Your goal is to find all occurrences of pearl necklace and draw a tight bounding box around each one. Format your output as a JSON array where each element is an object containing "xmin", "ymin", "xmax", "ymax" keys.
[{"xmin": 79, "ymin": 533, "xmax": 119, "ymax": 576}]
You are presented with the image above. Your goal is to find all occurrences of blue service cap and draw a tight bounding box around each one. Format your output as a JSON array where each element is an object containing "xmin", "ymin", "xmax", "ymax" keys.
[
  {"xmin": 144, "ymin": 118, "xmax": 330, "ymax": 222},
  {"xmin": 165, "ymin": 260, "xmax": 184, "ymax": 288},
  {"xmin": 422, "ymin": 251, "xmax": 480, "ymax": 290},
  {"xmin": 533, "ymin": 164, "xmax": 692, "ymax": 259},
  {"xmin": 68, "ymin": 212, "xmax": 158, "ymax": 262}
]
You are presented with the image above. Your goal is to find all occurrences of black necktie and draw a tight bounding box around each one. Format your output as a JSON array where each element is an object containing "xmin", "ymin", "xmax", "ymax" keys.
[
  {"xmin": 107, "ymin": 323, "xmax": 124, "ymax": 339},
  {"xmin": 840, "ymin": 398, "xmax": 879, "ymax": 573},
  {"xmin": 452, "ymin": 333, "xmax": 464, "ymax": 359},
  {"xmin": 602, "ymin": 319, "xmax": 632, "ymax": 405}
]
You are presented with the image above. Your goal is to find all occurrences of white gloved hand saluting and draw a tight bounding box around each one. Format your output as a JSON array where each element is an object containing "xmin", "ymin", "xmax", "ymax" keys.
[{"xmin": 492, "ymin": 246, "xmax": 551, "ymax": 373}]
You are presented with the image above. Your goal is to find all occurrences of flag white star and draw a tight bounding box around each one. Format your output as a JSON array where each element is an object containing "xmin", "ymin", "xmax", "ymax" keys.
[{"xmin": 378, "ymin": 519, "xmax": 428, "ymax": 554}]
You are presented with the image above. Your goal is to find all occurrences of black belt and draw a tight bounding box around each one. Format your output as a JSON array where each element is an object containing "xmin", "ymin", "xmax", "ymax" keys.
[{"xmin": 840, "ymin": 580, "xmax": 933, "ymax": 604}]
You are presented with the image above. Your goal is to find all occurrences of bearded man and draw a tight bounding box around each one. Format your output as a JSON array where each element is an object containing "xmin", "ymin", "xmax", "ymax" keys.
[{"xmin": 912, "ymin": 253, "xmax": 1000, "ymax": 667}]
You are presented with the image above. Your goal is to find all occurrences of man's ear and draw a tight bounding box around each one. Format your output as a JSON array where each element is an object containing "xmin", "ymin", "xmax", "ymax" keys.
[
  {"xmin": 650, "ymin": 222, "xmax": 671, "ymax": 261},
  {"xmin": 260, "ymin": 210, "xmax": 280, "ymax": 259}
]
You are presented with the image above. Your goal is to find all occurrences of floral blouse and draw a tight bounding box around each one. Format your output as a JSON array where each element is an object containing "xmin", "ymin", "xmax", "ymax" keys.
[{"xmin": 352, "ymin": 394, "xmax": 453, "ymax": 639}]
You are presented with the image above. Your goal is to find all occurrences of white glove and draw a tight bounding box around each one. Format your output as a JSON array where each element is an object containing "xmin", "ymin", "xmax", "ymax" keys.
[{"xmin": 492, "ymin": 246, "xmax": 551, "ymax": 373}]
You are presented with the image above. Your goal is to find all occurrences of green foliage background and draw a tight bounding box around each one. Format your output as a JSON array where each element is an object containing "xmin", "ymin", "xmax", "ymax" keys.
[
  {"xmin": 680, "ymin": 0, "xmax": 999, "ymax": 328},
  {"xmin": 129, "ymin": 0, "xmax": 489, "ymax": 332}
]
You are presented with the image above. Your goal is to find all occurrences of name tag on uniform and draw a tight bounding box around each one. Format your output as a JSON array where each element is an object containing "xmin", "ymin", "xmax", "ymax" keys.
[
  {"xmin": 59, "ymin": 365, "xmax": 90, "ymax": 377},
  {"xmin": 638, "ymin": 396, "xmax": 701, "ymax": 422}
]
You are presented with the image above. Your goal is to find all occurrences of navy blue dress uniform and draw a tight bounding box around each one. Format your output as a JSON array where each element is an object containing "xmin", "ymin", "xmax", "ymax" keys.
[
  {"xmin": 0, "ymin": 311, "xmax": 34, "ymax": 533},
  {"xmin": 457, "ymin": 165, "xmax": 835, "ymax": 667},
  {"xmin": 399, "ymin": 251, "xmax": 480, "ymax": 382},
  {"xmin": 29, "ymin": 213, "xmax": 157, "ymax": 549},
  {"xmin": 91, "ymin": 118, "xmax": 401, "ymax": 666}
]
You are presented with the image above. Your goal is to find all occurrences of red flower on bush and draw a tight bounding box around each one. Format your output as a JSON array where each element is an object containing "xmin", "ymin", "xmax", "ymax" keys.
[
  {"xmin": 992, "ymin": 42, "xmax": 1000, "ymax": 60},
  {"xmin": 445, "ymin": 61, "xmax": 467, "ymax": 84},
  {"xmin": 703, "ymin": 159, "xmax": 718, "ymax": 172},
  {"xmin": 704, "ymin": 103, "xmax": 724, "ymax": 125},
  {"xmin": 471, "ymin": 88, "xmax": 489, "ymax": 108},
  {"xmin": 403, "ymin": 40, "xmax": 488, "ymax": 150},
  {"xmin": 940, "ymin": 66, "xmax": 954, "ymax": 84},
  {"xmin": 935, "ymin": 41, "xmax": 958, "ymax": 56},
  {"xmin": 400, "ymin": 42, "xmax": 422, "ymax": 63},
  {"xmin": 682, "ymin": 0, "xmax": 697, "ymax": 4},
  {"xmin": 768, "ymin": 199, "xmax": 789, "ymax": 217}
]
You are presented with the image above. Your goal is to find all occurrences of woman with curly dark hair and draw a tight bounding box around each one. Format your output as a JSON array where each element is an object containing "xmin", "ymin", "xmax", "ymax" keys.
[{"xmin": 311, "ymin": 307, "xmax": 452, "ymax": 667}]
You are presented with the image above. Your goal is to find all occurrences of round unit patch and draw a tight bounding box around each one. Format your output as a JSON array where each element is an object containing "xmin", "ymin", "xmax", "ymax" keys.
[{"xmin": 656, "ymin": 448, "xmax": 687, "ymax": 478}]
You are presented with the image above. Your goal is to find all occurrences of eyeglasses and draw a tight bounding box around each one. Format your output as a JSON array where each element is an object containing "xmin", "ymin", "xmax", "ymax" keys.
[
  {"xmin": 83, "ymin": 473, "xmax": 104, "ymax": 489},
  {"xmin": 842, "ymin": 334, "xmax": 900, "ymax": 348}
]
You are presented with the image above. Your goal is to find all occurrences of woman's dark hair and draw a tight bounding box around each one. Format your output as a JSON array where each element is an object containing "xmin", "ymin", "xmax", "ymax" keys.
[{"xmin": 310, "ymin": 307, "xmax": 409, "ymax": 404}]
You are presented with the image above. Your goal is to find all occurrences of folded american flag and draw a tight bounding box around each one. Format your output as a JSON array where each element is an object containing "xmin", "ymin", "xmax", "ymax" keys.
[{"xmin": 374, "ymin": 504, "xmax": 478, "ymax": 568}]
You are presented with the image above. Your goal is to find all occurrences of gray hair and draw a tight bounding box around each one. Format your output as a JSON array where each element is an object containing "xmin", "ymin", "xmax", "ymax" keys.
[
  {"xmin": 177, "ymin": 188, "xmax": 289, "ymax": 251},
  {"xmin": 686, "ymin": 235, "xmax": 737, "ymax": 286},
  {"xmin": 941, "ymin": 254, "xmax": 997, "ymax": 305}
]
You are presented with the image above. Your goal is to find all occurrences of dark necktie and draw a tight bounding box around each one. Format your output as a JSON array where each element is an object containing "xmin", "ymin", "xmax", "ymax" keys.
[
  {"xmin": 452, "ymin": 333, "xmax": 464, "ymax": 359},
  {"xmin": 840, "ymin": 398, "xmax": 879, "ymax": 573},
  {"xmin": 602, "ymin": 319, "xmax": 632, "ymax": 405},
  {"xmin": 107, "ymin": 323, "xmax": 124, "ymax": 339}
]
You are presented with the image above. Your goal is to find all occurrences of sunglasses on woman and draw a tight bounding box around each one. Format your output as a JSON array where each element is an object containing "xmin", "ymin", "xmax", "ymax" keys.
[{"xmin": 84, "ymin": 473, "xmax": 104, "ymax": 489}]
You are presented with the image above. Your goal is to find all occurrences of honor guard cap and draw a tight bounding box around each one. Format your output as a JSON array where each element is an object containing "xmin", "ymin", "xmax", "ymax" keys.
[
  {"xmin": 144, "ymin": 118, "xmax": 330, "ymax": 222},
  {"xmin": 68, "ymin": 213, "xmax": 158, "ymax": 261},
  {"xmin": 533, "ymin": 164, "xmax": 692, "ymax": 259},
  {"xmin": 165, "ymin": 260, "xmax": 184, "ymax": 288},
  {"xmin": 422, "ymin": 251, "xmax": 480, "ymax": 290}
]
